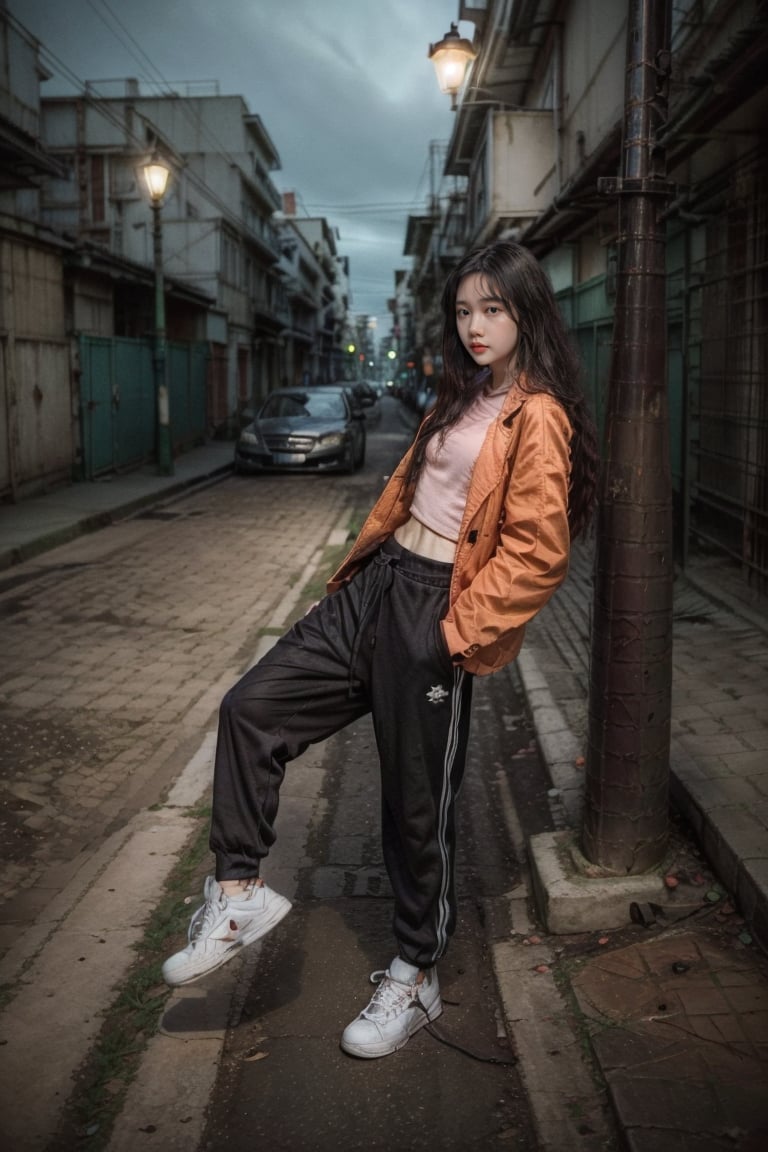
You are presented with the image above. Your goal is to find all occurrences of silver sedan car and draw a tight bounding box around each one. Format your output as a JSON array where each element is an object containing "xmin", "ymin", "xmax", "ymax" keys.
[{"xmin": 234, "ymin": 386, "xmax": 366, "ymax": 474}]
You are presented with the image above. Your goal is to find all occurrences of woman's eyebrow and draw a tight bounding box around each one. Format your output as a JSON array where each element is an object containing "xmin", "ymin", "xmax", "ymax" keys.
[{"xmin": 456, "ymin": 293, "xmax": 505, "ymax": 305}]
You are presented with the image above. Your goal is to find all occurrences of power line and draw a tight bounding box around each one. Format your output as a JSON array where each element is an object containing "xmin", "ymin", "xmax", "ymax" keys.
[
  {"xmin": 303, "ymin": 202, "xmax": 425, "ymax": 213},
  {"xmin": 7, "ymin": 5, "xmax": 273, "ymax": 258},
  {"xmin": 8, "ymin": 3, "xmax": 407, "ymax": 309}
]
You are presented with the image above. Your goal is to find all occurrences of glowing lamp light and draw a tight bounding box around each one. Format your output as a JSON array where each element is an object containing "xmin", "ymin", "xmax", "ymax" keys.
[
  {"xmin": 428, "ymin": 22, "xmax": 476, "ymax": 110},
  {"xmin": 142, "ymin": 155, "xmax": 171, "ymax": 203}
]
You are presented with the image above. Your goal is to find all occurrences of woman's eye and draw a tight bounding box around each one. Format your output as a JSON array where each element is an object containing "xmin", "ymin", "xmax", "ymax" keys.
[{"xmin": 487, "ymin": 306, "xmax": 500, "ymax": 315}]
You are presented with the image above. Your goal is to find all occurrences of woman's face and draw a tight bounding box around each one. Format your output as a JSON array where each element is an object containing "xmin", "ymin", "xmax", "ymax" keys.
[{"xmin": 455, "ymin": 273, "xmax": 519, "ymax": 382}]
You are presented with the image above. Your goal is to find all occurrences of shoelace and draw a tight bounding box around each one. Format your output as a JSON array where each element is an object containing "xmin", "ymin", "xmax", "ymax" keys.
[
  {"xmin": 363, "ymin": 969, "xmax": 426, "ymax": 1021},
  {"xmin": 187, "ymin": 879, "xmax": 259, "ymax": 945},
  {"xmin": 188, "ymin": 890, "xmax": 225, "ymax": 945},
  {"xmin": 368, "ymin": 967, "xmax": 520, "ymax": 1064},
  {"xmin": 367, "ymin": 969, "xmax": 517, "ymax": 1065}
]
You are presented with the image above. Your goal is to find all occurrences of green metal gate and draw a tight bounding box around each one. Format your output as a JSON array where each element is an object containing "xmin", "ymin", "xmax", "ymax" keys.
[
  {"xmin": 168, "ymin": 342, "xmax": 208, "ymax": 447},
  {"xmin": 79, "ymin": 335, "xmax": 207, "ymax": 479}
]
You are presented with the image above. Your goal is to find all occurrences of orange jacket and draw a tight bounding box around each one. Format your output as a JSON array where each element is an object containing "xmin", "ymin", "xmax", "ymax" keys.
[{"xmin": 327, "ymin": 384, "xmax": 572, "ymax": 676}]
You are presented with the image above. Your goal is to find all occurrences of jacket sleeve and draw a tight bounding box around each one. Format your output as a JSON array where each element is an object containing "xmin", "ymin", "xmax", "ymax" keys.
[{"xmin": 441, "ymin": 396, "xmax": 572, "ymax": 664}]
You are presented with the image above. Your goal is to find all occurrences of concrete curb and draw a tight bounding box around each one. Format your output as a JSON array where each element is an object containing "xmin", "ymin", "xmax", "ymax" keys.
[
  {"xmin": 516, "ymin": 646, "xmax": 768, "ymax": 948},
  {"xmin": 0, "ymin": 807, "xmax": 206, "ymax": 1150},
  {"xmin": 0, "ymin": 459, "xmax": 233, "ymax": 572}
]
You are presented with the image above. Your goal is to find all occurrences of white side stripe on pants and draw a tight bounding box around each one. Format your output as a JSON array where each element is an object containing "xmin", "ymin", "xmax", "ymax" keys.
[{"xmin": 433, "ymin": 665, "xmax": 466, "ymax": 961}]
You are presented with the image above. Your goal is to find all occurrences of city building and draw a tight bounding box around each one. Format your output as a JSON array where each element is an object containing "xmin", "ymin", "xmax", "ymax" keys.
[
  {"xmin": 0, "ymin": 3, "xmax": 71, "ymax": 499},
  {"xmin": 277, "ymin": 191, "xmax": 351, "ymax": 386},
  {"xmin": 39, "ymin": 83, "xmax": 286, "ymax": 443},
  {"xmin": 407, "ymin": 0, "xmax": 768, "ymax": 590},
  {"xmin": 0, "ymin": 1, "xmax": 353, "ymax": 494}
]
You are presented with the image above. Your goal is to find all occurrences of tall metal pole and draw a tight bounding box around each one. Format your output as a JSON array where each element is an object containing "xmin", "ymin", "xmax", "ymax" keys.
[
  {"xmin": 151, "ymin": 198, "xmax": 173, "ymax": 476},
  {"xmin": 582, "ymin": 0, "xmax": 674, "ymax": 874}
]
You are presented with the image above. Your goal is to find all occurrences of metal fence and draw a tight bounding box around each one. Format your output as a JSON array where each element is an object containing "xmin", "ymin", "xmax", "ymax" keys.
[
  {"xmin": 78, "ymin": 335, "xmax": 208, "ymax": 479},
  {"xmin": 686, "ymin": 153, "xmax": 768, "ymax": 592}
]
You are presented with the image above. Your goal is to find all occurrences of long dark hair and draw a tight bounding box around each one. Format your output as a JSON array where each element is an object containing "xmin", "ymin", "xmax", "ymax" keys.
[{"xmin": 405, "ymin": 240, "xmax": 599, "ymax": 538}]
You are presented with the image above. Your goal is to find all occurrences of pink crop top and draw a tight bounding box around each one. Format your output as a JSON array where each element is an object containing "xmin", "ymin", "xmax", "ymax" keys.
[{"xmin": 409, "ymin": 387, "xmax": 508, "ymax": 542}]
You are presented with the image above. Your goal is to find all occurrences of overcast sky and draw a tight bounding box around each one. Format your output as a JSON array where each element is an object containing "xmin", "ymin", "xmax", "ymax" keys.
[{"xmin": 8, "ymin": 0, "xmax": 472, "ymax": 331}]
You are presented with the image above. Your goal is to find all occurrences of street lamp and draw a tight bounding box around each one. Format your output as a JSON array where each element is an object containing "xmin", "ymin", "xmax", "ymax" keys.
[
  {"xmin": 142, "ymin": 153, "xmax": 173, "ymax": 476},
  {"xmin": 428, "ymin": 22, "xmax": 476, "ymax": 110}
]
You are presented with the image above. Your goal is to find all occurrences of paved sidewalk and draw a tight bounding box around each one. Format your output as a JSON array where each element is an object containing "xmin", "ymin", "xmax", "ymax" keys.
[
  {"xmin": 518, "ymin": 542, "xmax": 768, "ymax": 1150},
  {"xmin": 521, "ymin": 540, "xmax": 768, "ymax": 950},
  {"xmin": 0, "ymin": 442, "xmax": 235, "ymax": 570}
]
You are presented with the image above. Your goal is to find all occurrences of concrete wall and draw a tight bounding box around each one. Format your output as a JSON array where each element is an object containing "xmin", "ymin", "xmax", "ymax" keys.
[
  {"xmin": 0, "ymin": 234, "xmax": 72, "ymax": 499},
  {"xmin": 559, "ymin": 0, "xmax": 626, "ymax": 176}
]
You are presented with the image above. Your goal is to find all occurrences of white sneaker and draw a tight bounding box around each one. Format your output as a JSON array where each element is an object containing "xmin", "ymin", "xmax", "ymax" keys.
[
  {"xmin": 340, "ymin": 957, "xmax": 442, "ymax": 1059},
  {"xmin": 162, "ymin": 876, "xmax": 291, "ymax": 987}
]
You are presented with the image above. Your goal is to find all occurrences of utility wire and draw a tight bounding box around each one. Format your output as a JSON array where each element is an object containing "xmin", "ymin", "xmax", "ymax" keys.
[
  {"xmin": 7, "ymin": 6, "xmax": 277, "ymax": 260},
  {"xmin": 9, "ymin": 2, "xmax": 407, "ymax": 310}
]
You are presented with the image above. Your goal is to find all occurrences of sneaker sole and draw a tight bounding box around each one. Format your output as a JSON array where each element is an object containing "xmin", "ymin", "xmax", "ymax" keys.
[
  {"xmin": 339, "ymin": 999, "xmax": 443, "ymax": 1059},
  {"xmin": 163, "ymin": 895, "xmax": 292, "ymax": 987}
]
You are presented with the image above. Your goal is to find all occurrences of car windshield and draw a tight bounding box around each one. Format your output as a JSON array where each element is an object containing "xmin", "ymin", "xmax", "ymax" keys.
[{"xmin": 259, "ymin": 392, "xmax": 346, "ymax": 420}]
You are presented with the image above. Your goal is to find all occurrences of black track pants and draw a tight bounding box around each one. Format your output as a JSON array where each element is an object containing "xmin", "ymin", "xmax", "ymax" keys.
[{"xmin": 209, "ymin": 537, "xmax": 474, "ymax": 968}]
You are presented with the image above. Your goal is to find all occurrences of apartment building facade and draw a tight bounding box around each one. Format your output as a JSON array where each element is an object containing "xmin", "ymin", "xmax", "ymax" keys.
[
  {"xmin": 1, "ymin": 1, "xmax": 352, "ymax": 495},
  {"xmin": 406, "ymin": 0, "xmax": 768, "ymax": 587}
]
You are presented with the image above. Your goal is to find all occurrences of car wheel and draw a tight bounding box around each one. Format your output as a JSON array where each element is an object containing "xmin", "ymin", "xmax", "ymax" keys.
[{"xmin": 341, "ymin": 442, "xmax": 356, "ymax": 474}]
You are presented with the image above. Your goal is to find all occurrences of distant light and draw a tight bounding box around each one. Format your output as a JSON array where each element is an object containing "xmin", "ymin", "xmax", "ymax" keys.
[
  {"xmin": 387, "ymin": 350, "xmax": 396, "ymax": 360},
  {"xmin": 347, "ymin": 343, "xmax": 356, "ymax": 353}
]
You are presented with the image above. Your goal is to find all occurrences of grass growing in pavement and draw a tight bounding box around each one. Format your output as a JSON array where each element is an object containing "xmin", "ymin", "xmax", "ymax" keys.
[{"xmin": 50, "ymin": 805, "xmax": 213, "ymax": 1152}]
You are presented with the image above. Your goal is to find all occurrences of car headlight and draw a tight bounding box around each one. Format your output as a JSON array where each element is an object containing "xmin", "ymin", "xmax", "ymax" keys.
[
  {"xmin": 239, "ymin": 429, "xmax": 261, "ymax": 446},
  {"xmin": 317, "ymin": 432, "xmax": 345, "ymax": 448}
]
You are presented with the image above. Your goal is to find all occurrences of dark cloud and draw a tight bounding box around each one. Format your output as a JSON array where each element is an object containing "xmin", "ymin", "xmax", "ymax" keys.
[{"xmin": 10, "ymin": 0, "xmax": 466, "ymax": 325}]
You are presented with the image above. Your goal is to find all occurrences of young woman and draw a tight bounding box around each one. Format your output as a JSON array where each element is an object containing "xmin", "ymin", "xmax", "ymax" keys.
[{"xmin": 162, "ymin": 240, "xmax": 599, "ymax": 1059}]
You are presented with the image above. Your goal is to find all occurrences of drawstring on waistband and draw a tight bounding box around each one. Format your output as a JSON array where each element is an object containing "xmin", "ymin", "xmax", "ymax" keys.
[{"xmin": 347, "ymin": 550, "xmax": 398, "ymax": 696}]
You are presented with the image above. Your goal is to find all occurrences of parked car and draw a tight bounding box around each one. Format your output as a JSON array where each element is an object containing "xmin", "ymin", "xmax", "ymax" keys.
[
  {"xmin": 349, "ymin": 381, "xmax": 379, "ymax": 408},
  {"xmin": 234, "ymin": 385, "xmax": 366, "ymax": 474}
]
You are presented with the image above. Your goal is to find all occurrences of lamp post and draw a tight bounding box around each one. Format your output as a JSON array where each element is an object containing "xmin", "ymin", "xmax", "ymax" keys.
[
  {"xmin": 142, "ymin": 154, "xmax": 173, "ymax": 476},
  {"xmin": 428, "ymin": 22, "xmax": 476, "ymax": 110}
]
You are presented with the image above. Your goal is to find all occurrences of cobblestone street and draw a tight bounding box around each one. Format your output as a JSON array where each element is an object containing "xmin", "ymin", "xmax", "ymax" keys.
[{"xmin": 0, "ymin": 475, "xmax": 350, "ymax": 933}]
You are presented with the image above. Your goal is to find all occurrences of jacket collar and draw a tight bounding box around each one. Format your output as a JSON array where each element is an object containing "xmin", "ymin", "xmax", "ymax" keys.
[{"xmin": 499, "ymin": 377, "xmax": 528, "ymax": 427}]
